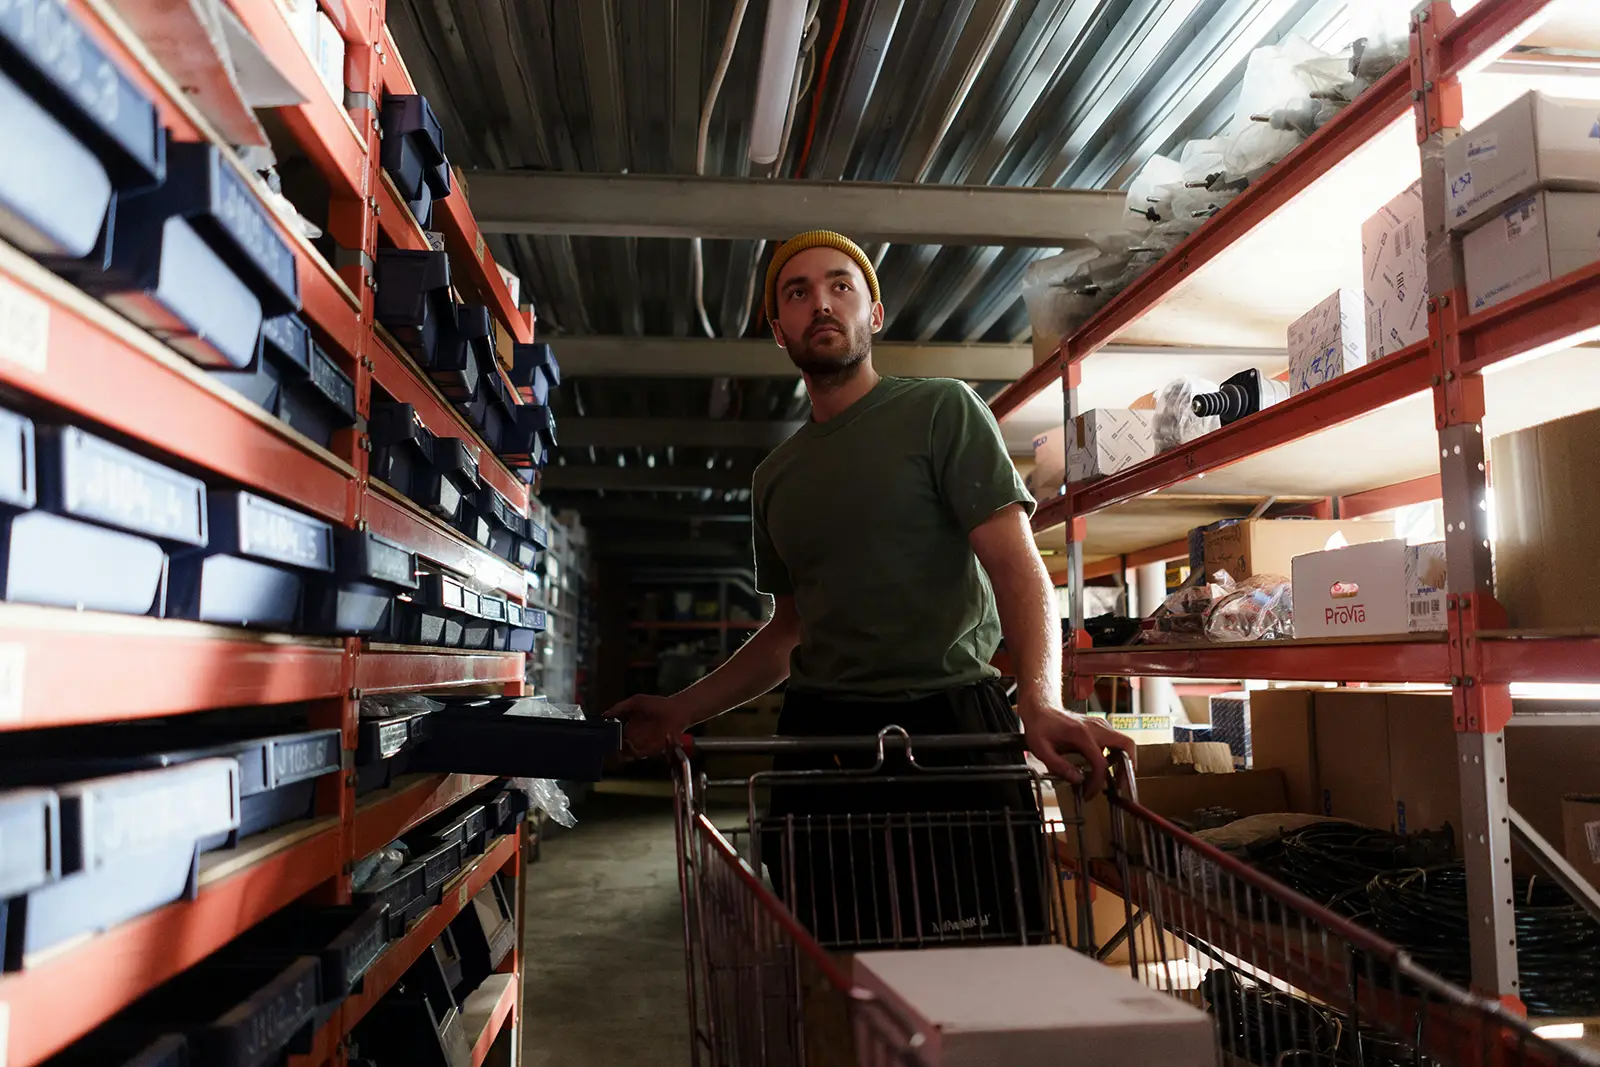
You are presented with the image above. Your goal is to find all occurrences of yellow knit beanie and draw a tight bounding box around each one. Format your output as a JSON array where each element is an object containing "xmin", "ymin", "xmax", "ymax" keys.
[{"xmin": 764, "ymin": 230, "xmax": 881, "ymax": 321}]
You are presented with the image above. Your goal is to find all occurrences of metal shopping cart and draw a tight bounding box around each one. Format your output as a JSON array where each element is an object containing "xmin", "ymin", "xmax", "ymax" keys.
[{"xmin": 672, "ymin": 729, "xmax": 1600, "ymax": 1067}]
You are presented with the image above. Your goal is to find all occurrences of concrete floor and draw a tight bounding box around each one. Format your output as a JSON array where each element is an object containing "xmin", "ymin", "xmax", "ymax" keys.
[{"xmin": 519, "ymin": 791, "xmax": 691, "ymax": 1066}]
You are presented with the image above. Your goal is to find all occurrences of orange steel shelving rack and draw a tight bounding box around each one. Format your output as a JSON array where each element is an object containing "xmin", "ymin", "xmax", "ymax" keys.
[
  {"xmin": 0, "ymin": 1, "xmax": 536, "ymax": 1063},
  {"xmin": 991, "ymin": 0, "xmax": 1600, "ymax": 1011}
]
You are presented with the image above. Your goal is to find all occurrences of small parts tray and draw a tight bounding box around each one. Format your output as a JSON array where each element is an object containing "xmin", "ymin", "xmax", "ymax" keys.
[
  {"xmin": 411, "ymin": 800, "xmax": 489, "ymax": 859},
  {"xmin": 411, "ymin": 699, "xmax": 621, "ymax": 782},
  {"xmin": 132, "ymin": 954, "xmax": 322, "ymax": 1067},
  {"xmin": 354, "ymin": 707, "xmax": 437, "ymax": 795},
  {"xmin": 231, "ymin": 902, "xmax": 389, "ymax": 999},
  {"xmin": 0, "ymin": 725, "xmax": 339, "ymax": 845},
  {"xmin": 353, "ymin": 859, "xmax": 429, "ymax": 941},
  {"xmin": 0, "ymin": 787, "xmax": 60, "ymax": 899},
  {"xmin": 449, "ymin": 875, "xmax": 515, "ymax": 993},
  {"xmin": 4, "ymin": 760, "xmax": 240, "ymax": 970}
]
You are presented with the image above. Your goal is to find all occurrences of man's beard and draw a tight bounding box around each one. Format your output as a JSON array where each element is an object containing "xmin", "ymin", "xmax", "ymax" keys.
[{"xmin": 784, "ymin": 316, "xmax": 871, "ymax": 384}]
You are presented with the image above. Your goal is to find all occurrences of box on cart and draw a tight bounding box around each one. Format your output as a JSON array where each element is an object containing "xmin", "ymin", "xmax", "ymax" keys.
[
  {"xmin": 1362, "ymin": 181, "xmax": 1429, "ymax": 358},
  {"xmin": 1463, "ymin": 190, "xmax": 1600, "ymax": 312},
  {"xmin": 1444, "ymin": 91, "xmax": 1600, "ymax": 233},
  {"xmin": 853, "ymin": 946, "xmax": 1214, "ymax": 1065}
]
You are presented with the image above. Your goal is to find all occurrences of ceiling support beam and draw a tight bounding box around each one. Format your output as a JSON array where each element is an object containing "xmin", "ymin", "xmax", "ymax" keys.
[
  {"xmin": 548, "ymin": 497, "xmax": 752, "ymax": 522},
  {"xmin": 562, "ymin": 417, "xmax": 804, "ymax": 450},
  {"xmin": 467, "ymin": 171, "xmax": 1127, "ymax": 245},
  {"xmin": 539, "ymin": 465, "xmax": 753, "ymax": 493},
  {"xmin": 552, "ymin": 336, "xmax": 1033, "ymax": 379}
]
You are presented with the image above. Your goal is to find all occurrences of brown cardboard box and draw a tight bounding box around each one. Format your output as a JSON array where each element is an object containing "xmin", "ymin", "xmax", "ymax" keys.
[
  {"xmin": 1202, "ymin": 518, "xmax": 1395, "ymax": 582},
  {"xmin": 1312, "ymin": 689, "xmax": 1393, "ymax": 829},
  {"xmin": 1563, "ymin": 795, "xmax": 1600, "ymax": 891},
  {"xmin": 1491, "ymin": 407, "xmax": 1600, "ymax": 628},
  {"xmin": 1303, "ymin": 689, "xmax": 1600, "ymax": 849},
  {"xmin": 1248, "ymin": 689, "xmax": 1320, "ymax": 815},
  {"xmin": 1052, "ymin": 769, "xmax": 1289, "ymax": 864},
  {"xmin": 1136, "ymin": 742, "xmax": 1235, "ymax": 776}
]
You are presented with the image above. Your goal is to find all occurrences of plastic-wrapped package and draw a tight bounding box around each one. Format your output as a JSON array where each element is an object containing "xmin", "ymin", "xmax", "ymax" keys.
[
  {"xmin": 1223, "ymin": 37, "xmax": 1343, "ymax": 175},
  {"xmin": 1021, "ymin": 247, "xmax": 1104, "ymax": 355},
  {"xmin": 1138, "ymin": 575, "xmax": 1230, "ymax": 643},
  {"xmin": 1124, "ymin": 154, "xmax": 1183, "ymax": 228},
  {"xmin": 1153, "ymin": 375, "xmax": 1221, "ymax": 452},
  {"xmin": 1345, "ymin": 0, "xmax": 1411, "ymax": 95},
  {"xmin": 360, "ymin": 693, "xmax": 445, "ymax": 720},
  {"xmin": 351, "ymin": 845, "xmax": 408, "ymax": 891},
  {"xmin": 1205, "ymin": 573, "xmax": 1294, "ymax": 641}
]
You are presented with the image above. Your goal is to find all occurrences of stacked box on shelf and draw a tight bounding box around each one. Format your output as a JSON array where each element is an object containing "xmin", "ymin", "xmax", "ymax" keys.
[
  {"xmin": 8, "ymin": 419, "xmax": 207, "ymax": 618},
  {"xmin": 1, "ymin": 759, "xmax": 239, "ymax": 970},
  {"xmin": 169, "ymin": 490, "xmax": 336, "ymax": 628},
  {"xmin": 354, "ymin": 702, "xmax": 437, "ymax": 795},
  {"xmin": 303, "ymin": 528, "xmax": 419, "ymax": 635},
  {"xmin": 506, "ymin": 343, "xmax": 561, "ymax": 474},
  {"xmin": 371, "ymin": 400, "xmax": 481, "ymax": 521},
  {"xmin": 376, "ymin": 247, "xmax": 453, "ymax": 369},
  {"xmin": 86, "ymin": 140, "xmax": 300, "ymax": 372},
  {"xmin": 380, "ymin": 94, "xmax": 452, "ymax": 229},
  {"xmin": 0, "ymin": 721, "xmax": 340, "ymax": 848},
  {"xmin": 0, "ymin": 0, "xmax": 165, "ymax": 275},
  {"xmin": 210, "ymin": 313, "xmax": 358, "ymax": 451}
]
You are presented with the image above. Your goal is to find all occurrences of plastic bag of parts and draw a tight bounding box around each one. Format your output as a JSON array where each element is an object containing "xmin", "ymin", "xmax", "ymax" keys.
[
  {"xmin": 1205, "ymin": 573, "xmax": 1294, "ymax": 642},
  {"xmin": 1021, "ymin": 247, "xmax": 1105, "ymax": 351},
  {"xmin": 359, "ymin": 693, "xmax": 445, "ymax": 720},
  {"xmin": 351, "ymin": 845, "xmax": 408, "ymax": 891},
  {"xmin": 1344, "ymin": 0, "xmax": 1410, "ymax": 95},
  {"xmin": 1124, "ymin": 154, "xmax": 1183, "ymax": 227},
  {"xmin": 1139, "ymin": 574, "xmax": 1231, "ymax": 643},
  {"xmin": 506, "ymin": 699, "xmax": 583, "ymax": 828},
  {"xmin": 1152, "ymin": 375, "xmax": 1221, "ymax": 452},
  {"xmin": 1222, "ymin": 37, "xmax": 1346, "ymax": 175}
]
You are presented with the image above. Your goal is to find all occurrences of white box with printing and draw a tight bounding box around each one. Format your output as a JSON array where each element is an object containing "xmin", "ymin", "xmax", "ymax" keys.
[
  {"xmin": 1362, "ymin": 182, "xmax": 1429, "ymax": 358},
  {"xmin": 1065, "ymin": 409, "xmax": 1153, "ymax": 483},
  {"xmin": 1024, "ymin": 425, "xmax": 1066, "ymax": 502},
  {"xmin": 1464, "ymin": 190, "xmax": 1600, "ymax": 312},
  {"xmin": 853, "ymin": 946, "xmax": 1214, "ymax": 1067},
  {"xmin": 1293, "ymin": 539, "xmax": 1447, "ymax": 639},
  {"xmin": 1444, "ymin": 91, "xmax": 1600, "ymax": 233},
  {"xmin": 1287, "ymin": 289, "xmax": 1366, "ymax": 395}
]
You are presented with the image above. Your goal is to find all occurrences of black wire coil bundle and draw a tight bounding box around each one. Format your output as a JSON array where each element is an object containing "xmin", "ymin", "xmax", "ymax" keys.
[
  {"xmin": 1202, "ymin": 968, "xmax": 1440, "ymax": 1067},
  {"xmin": 1366, "ymin": 865, "xmax": 1600, "ymax": 1018}
]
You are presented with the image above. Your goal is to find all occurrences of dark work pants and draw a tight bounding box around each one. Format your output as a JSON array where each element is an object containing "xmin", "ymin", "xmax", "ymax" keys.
[{"xmin": 761, "ymin": 680, "xmax": 1049, "ymax": 951}]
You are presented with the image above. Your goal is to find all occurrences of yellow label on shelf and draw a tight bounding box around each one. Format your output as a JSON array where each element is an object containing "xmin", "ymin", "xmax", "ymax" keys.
[
  {"xmin": 0, "ymin": 276, "xmax": 47, "ymax": 374},
  {"xmin": 458, "ymin": 882, "xmax": 470, "ymax": 910},
  {"xmin": 0, "ymin": 645, "xmax": 22, "ymax": 724},
  {"xmin": 474, "ymin": 232, "xmax": 486, "ymax": 263}
]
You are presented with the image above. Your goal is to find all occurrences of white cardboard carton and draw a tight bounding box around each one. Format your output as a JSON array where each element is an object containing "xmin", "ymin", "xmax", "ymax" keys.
[
  {"xmin": 1065, "ymin": 409, "xmax": 1153, "ymax": 483},
  {"xmin": 1292, "ymin": 539, "xmax": 1447, "ymax": 638},
  {"xmin": 1444, "ymin": 91, "xmax": 1600, "ymax": 233},
  {"xmin": 313, "ymin": 12, "xmax": 345, "ymax": 103},
  {"xmin": 1025, "ymin": 426, "xmax": 1066, "ymax": 502},
  {"xmin": 1362, "ymin": 182, "xmax": 1430, "ymax": 358},
  {"xmin": 1287, "ymin": 289, "xmax": 1366, "ymax": 395},
  {"xmin": 853, "ymin": 946, "xmax": 1214, "ymax": 1067},
  {"xmin": 1463, "ymin": 190, "xmax": 1600, "ymax": 312}
]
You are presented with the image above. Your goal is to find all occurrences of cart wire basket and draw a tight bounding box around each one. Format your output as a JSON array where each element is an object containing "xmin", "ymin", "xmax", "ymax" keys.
[
  {"xmin": 1104, "ymin": 758, "xmax": 1600, "ymax": 1067},
  {"xmin": 673, "ymin": 730, "xmax": 1600, "ymax": 1067}
]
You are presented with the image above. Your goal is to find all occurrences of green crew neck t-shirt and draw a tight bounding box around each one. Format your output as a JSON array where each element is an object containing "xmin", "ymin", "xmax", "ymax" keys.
[{"xmin": 751, "ymin": 376, "xmax": 1035, "ymax": 701}]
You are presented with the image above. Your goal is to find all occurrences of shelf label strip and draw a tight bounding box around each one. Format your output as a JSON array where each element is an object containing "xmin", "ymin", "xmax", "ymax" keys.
[{"xmin": 0, "ymin": 275, "xmax": 48, "ymax": 374}]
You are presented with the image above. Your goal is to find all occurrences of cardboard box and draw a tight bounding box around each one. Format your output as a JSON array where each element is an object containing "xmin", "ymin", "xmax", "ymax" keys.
[
  {"xmin": 313, "ymin": 12, "xmax": 345, "ymax": 102},
  {"xmin": 1362, "ymin": 182, "xmax": 1430, "ymax": 359},
  {"xmin": 1247, "ymin": 688, "xmax": 1319, "ymax": 816},
  {"xmin": 1025, "ymin": 425, "xmax": 1065, "ymax": 502},
  {"xmin": 1563, "ymin": 795, "xmax": 1600, "ymax": 891},
  {"xmin": 853, "ymin": 946, "xmax": 1214, "ymax": 1067},
  {"xmin": 1208, "ymin": 695, "xmax": 1250, "ymax": 769},
  {"xmin": 1287, "ymin": 289, "xmax": 1366, "ymax": 395},
  {"xmin": 1464, "ymin": 190, "xmax": 1600, "ymax": 312},
  {"xmin": 1491, "ymin": 407, "xmax": 1600, "ymax": 629},
  {"xmin": 1444, "ymin": 91, "xmax": 1600, "ymax": 233},
  {"xmin": 1312, "ymin": 689, "xmax": 1394, "ymax": 829},
  {"xmin": 1066, "ymin": 409, "xmax": 1154, "ymax": 484},
  {"xmin": 1291, "ymin": 539, "xmax": 1447, "ymax": 639},
  {"xmin": 1202, "ymin": 518, "xmax": 1394, "ymax": 583},
  {"xmin": 1052, "ymin": 767, "xmax": 1288, "ymax": 863}
]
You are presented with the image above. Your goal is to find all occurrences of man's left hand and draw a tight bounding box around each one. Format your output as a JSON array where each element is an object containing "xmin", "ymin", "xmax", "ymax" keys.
[{"xmin": 1017, "ymin": 702, "xmax": 1134, "ymax": 799}]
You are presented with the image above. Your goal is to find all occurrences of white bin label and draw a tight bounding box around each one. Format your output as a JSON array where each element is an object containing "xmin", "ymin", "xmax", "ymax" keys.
[
  {"xmin": 0, "ymin": 645, "xmax": 23, "ymax": 724},
  {"xmin": 0, "ymin": 277, "xmax": 47, "ymax": 374}
]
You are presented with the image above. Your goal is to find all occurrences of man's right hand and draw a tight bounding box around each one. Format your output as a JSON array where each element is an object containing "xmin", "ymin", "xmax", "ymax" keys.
[{"xmin": 603, "ymin": 694, "xmax": 696, "ymax": 760}]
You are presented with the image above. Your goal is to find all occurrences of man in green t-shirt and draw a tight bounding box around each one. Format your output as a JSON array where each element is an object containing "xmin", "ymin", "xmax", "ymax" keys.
[{"xmin": 607, "ymin": 230, "xmax": 1131, "ymax": 946}]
